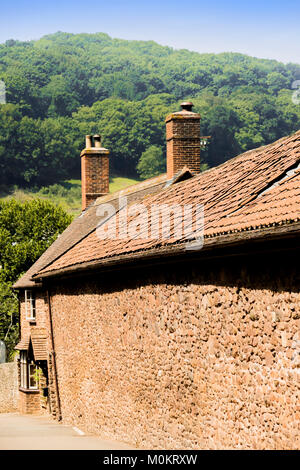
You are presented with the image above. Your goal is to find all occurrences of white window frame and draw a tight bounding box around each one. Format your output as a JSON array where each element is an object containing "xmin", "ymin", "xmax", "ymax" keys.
[
  {"xmin": 20, "ymin": 351, "xmax": 39, "ymax": 390},
  {"xmin": 20, "ymin": 351, "xmax": 27, "ymax": 388},
  {"xmin": 28, "ymin": 360, "xmax": 39, "ymax": 390},
  {"xmin": 25, "ymin": 290, "xmax": 36, "ymax": 321}
]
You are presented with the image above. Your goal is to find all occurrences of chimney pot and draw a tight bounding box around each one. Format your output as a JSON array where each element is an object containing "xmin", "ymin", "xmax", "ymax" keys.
[
  {"xmin": 85, "ymin": 135, "xmax": 93, "ymax": 148},
  {"xmin": 94, "ymin": 134, "xmax": 101, "ymax": 148},
  {"xmin": 180, "ymin": 101, "xmax": 194, "ymax": 112}
]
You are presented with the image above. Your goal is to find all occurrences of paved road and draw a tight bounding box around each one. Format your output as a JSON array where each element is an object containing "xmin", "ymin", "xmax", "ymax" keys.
[{"xmin": 0, "ymin": 413, "xmax": 134, "ymax": 450}]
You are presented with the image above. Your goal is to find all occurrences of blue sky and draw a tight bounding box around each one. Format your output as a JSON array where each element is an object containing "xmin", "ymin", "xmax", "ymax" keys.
[{"xmin": 0, "ymin": 0, "xmax": 299, "ymax": 63}]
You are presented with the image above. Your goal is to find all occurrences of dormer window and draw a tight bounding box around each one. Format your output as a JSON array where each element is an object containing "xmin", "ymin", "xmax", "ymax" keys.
[{"xmin": 25, "ymin": 290, "xmax": 36, "ymax": 321}]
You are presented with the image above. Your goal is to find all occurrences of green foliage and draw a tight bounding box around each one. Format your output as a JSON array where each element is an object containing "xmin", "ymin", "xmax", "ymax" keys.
[
  {"xmin": 0, "ymin": 177, "xmax": 140, "ymax": 217},
  {"xmin": 0, "ymin": 199, "xmax": 72, "ymax": 358},
  {"xmin": 0, "ymin": 198, "xmax": 72, "ymax": 282},
  {"xmin": 0, "ymin": 32, "xmax": 299, "ymax": 185},
  {"xmin": 0, "ymin": 105, "xmax": 77, "ymax": 186},
  {"xmin": 71, "ymin": 94, "xmax": 174, "ymax": 175},
  {"xmin": 0, "ymin": 31, "xmax": 299, "ymax": 355},
  {"xmin": 108, "ymin": 176, "xmax": 140, "ymax": 193},
  {"xmin": 0, "ymin": 281, "xmax": 18, "ymax": 360},
  {"xmin": 137, "ymin": 145, "xmax": 165, "ymax": 179}
]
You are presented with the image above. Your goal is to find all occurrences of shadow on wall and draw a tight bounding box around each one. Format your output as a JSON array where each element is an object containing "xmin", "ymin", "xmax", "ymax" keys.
[{"xmin": 48, "ymin": 239, "xmax": 300, "ymax": 296}]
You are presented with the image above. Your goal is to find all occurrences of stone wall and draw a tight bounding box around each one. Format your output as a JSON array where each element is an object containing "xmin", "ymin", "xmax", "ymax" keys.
[
  {"xmin": 0, "ymin": 362, "xmax": 18, "ymax": 413},
  {"xmin": 48, "ymin": 249, "xmax": 300, "ymax": 449}
]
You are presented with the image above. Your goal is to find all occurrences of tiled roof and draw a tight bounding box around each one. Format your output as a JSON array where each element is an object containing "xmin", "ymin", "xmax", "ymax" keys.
[
  {"xmin": 31, "ymin": 330, "xmax": 48, "ymax": 361},
  {"xmin": 14, "ymin": 330, "xmax": 48, "ymax": 360},
  {"xmin": 13, "ymin": 173, "xmax": 168, "ymax": 288},
  {"xmin": 15, "ymin": 335, "xmax": 30, "ymax": 351},
  {"xmin": 35, "ymin": 129, "xmax": 300, "ymax": 278},
  {"xmin": 205, "ymin": 164, "xmax": 300, "ymax": 236}
]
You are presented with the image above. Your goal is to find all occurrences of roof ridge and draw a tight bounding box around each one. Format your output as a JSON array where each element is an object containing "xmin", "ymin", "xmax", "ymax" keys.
[
  {"xmin": 200, "ymin": 128, "xmax": 300, "ymax": 174},
  {"xmin": 17, "ymin": 177, "xmax": 169, "ymax": 284},
  {"xmin": 93, "ymin": 174, "xmax": 168, "ymax": 207},
  {"xmin": 16, "ymin": 128, "xmax": 300, "ymax": 285}
]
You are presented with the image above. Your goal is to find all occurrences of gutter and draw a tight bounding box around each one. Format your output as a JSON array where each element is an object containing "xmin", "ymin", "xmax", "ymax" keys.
[{"xmin": 46, "ymin": 289, "xmax": 62, "ymax": 421}]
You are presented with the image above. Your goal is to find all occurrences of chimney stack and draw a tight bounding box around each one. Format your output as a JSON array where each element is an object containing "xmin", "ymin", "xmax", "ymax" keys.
[
  {"xmin": 165, "ymin": 102, "xmax": 201, "ymax": 179},
  {"xmin": 80, "ymin": 135, "xmax": 109, "ymax": 211}
]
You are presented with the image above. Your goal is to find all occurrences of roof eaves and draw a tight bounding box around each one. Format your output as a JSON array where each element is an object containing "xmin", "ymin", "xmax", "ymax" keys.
[
  {"xmin": 33, "ymin": 220, "xmax": 300, "ymax": 281},
  {"xmin": 13, "ymin": 174, "xmax": 169, "ymax": 289}
]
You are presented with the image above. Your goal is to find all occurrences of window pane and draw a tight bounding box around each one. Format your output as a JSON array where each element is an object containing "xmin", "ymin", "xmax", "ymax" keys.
[
  {"xmin": 31, "ymin": 296, "xmax": 36, "ymax": 319},
  {"xmin": 23, "ymin": 366, "xmax": 27, "ymax": 388},
  {"xmin": 20, "ymin": 352, "xmax": 27, "ymax": 388},
  {"xmin": 29, "ymin": 363, "xmax": 38, "ymax": 389},
  {"xmin": 25, "ymin": 290, "xmax": 36, "ymax": 320}
]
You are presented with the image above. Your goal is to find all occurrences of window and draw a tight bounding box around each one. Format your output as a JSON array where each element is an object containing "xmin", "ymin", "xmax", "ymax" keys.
[
  {"xmin": 20, "ymin": 351, "xmax": 39, "ymax": 390},
  {"xmin": 25, "ymin": 290, "xmax": 36, "ymax": 321},
  {"xmin": 20, "ymin": 351, "xmax": 27, "ymax": 388}
]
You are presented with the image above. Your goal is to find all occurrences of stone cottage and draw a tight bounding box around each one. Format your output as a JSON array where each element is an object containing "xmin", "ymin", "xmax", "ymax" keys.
[{"xmin": 14, "ymin": 103, "xmax": 300, "ymax": 449}]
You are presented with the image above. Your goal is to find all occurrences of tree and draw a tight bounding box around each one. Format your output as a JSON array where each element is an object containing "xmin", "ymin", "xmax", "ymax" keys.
[
  {"xmin": 0, "ymin": 31, "xmax": 300, "ymax": 185},
  {"xmin": 193, "ymin": 94, "xmax": 241, "ymax": 166},
  {"xmin": 136, "ymin": 145, "xmax": 165, "ymax": 179},
  {"xmin": 40, "ymin": 75, "xmax": 80, "ymax": 117},
  {"xmin": 0, "ymin": 199, "xmax": 72, "ymax": 359},
  {"xmin": 0, "ymin": 282, "xmax": 18, "ymax": 360}
]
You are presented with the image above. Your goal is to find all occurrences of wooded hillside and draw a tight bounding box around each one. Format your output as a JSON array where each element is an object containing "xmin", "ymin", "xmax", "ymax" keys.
[{"xmin": 0, "ymin": 31, "xmax": 300, "ymax": 186}]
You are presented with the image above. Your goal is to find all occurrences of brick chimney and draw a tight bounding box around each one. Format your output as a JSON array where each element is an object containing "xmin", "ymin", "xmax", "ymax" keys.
[
  {"xmin": 80, "ymin": 135, "xmax": 109, "ymax": 211},
  {"xmin": 165, "ymin": 102, "xmax": 201, "ymax": 179}
]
